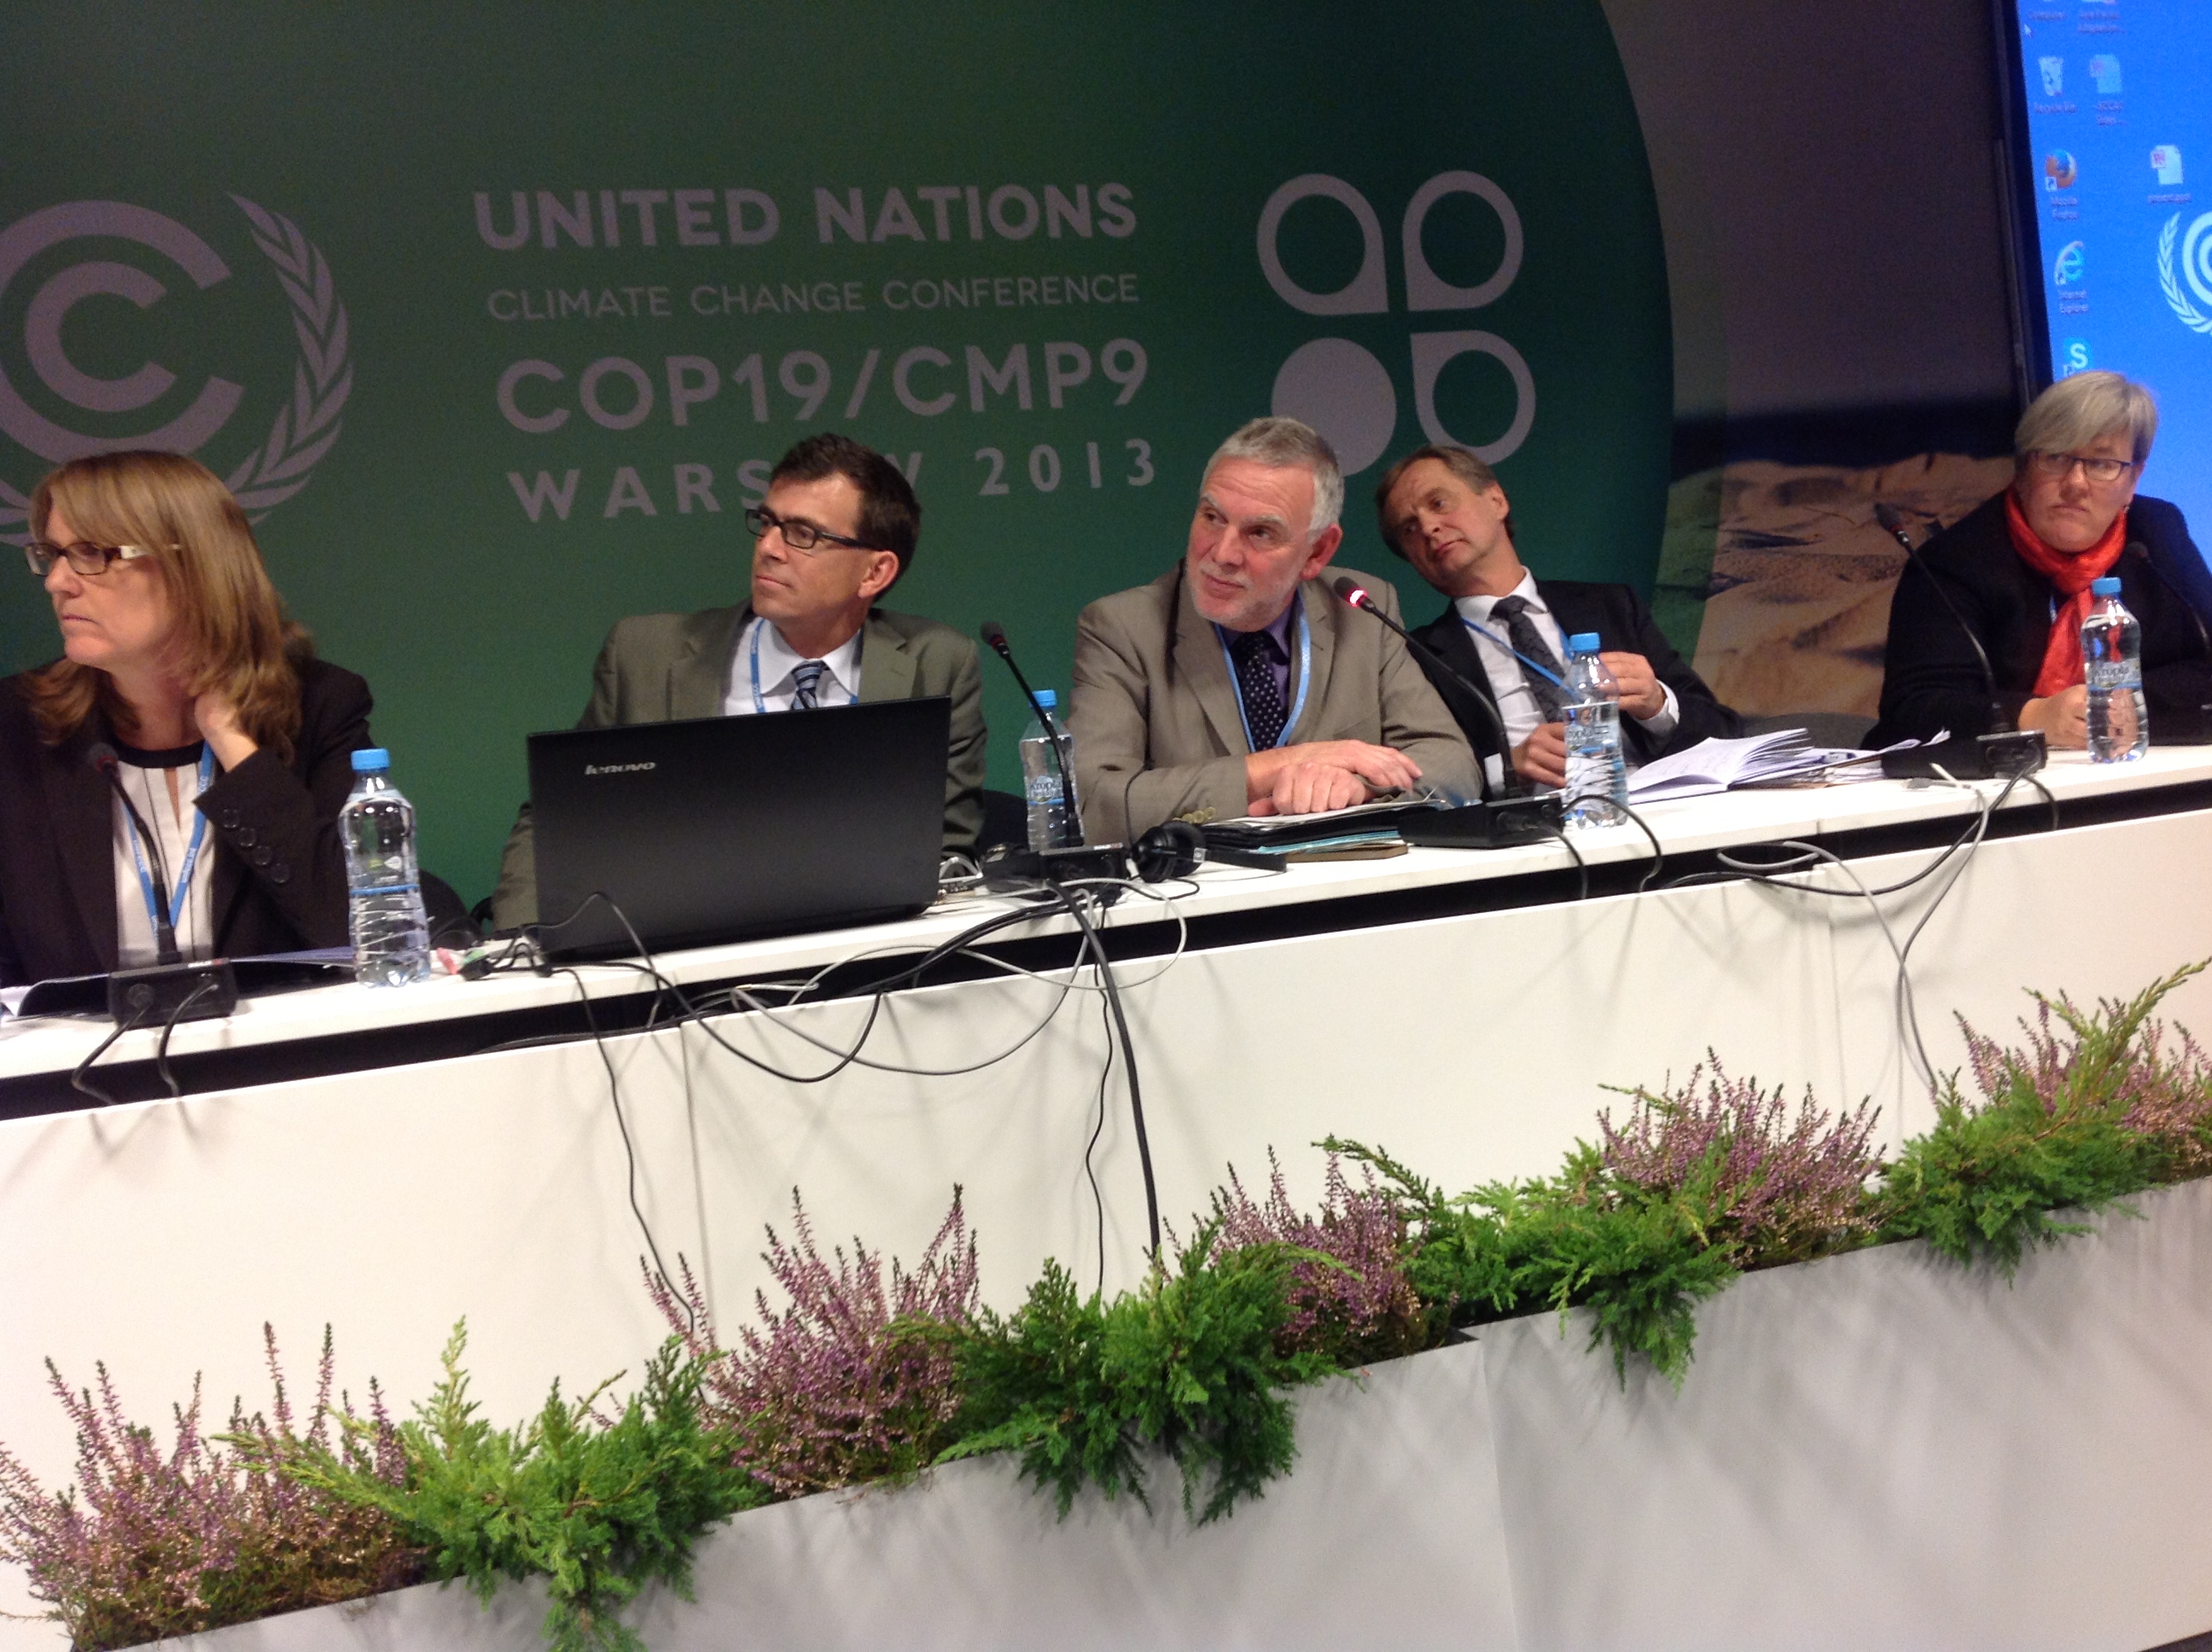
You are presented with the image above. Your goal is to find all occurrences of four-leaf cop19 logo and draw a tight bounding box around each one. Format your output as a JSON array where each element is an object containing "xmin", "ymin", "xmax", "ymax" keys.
[
  {"xmin": 0, "ymin": 196, "xmax": 350, "ymax": 539},
  {"xmin": 1258, "ymin": 172, "xmax": 1534, "ymax": 475},
  {"xmin": 2159, "ymin": 212, "xmax": 2212, "ymax": 336}
]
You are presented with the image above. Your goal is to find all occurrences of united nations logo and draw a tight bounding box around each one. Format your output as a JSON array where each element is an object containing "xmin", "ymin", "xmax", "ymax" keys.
[
  {"xmin": 0, "ymin": 195, "xmax": 351, "ymax": 539},
  {"xmin": 2157, "ymin": 211, "xmax": 2212, "ymax": 335}
]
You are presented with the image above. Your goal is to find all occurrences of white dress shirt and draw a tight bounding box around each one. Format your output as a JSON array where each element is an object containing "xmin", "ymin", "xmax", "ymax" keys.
[
  {"xmin": 110, "ymin": 746, "xmax": 218, "ymax": 968},
  {"xmin": 1452, "ymin": 572, "xmax": 1678, "ymax": 758},
  {"xmin": 722, "ymin": 616, "xmax": 864, "ymax": 715}
]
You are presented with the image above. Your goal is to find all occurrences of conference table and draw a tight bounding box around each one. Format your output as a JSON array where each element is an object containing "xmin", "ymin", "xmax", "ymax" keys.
[{"xmin": 3, "ymin": 748, "xmax": 2212, "ymax": 1647}]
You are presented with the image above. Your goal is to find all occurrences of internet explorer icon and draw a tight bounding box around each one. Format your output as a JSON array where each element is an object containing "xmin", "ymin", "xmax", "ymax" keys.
[{"xmin": 2054, "ymin": 241, "xmax": 2086, "ymax": 285}]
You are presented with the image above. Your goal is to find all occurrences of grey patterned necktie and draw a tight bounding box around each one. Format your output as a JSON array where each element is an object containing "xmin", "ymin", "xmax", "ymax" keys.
[
  {"xmin": 1229, "ymin": 629, "xmax": 1289, "ymax": 750},
  {"xmin": 789, "ymin": 660, "xmax": 828, "ymax": 709},
  {"xmin": 1488, "ymin": 596, "xmax": 1568, "ymax": 722}
]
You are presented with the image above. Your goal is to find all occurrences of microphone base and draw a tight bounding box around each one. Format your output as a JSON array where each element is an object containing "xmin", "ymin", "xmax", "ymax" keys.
[
  {"xmin": 979, "ymin": 842, "xmax": 1132, "ymax": 890},
  {"xmin": 106, "ymin": 960, "xmax": 239, "ymax": 1027},
  {"xmin": 1881, "ymin": 730, "xmax": 2047, "ymax": 780},
  {"xmin": 1399, "ymin": 793, "xmax": 1565, "ymax": 850}
]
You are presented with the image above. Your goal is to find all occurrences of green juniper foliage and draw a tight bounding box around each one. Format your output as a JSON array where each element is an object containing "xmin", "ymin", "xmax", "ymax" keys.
[
  {"xmin": 285, "ymin": 1323, "xmax": 766, "ymax": 1652},
  {"xmin": 1877, "ymin": 963, "xmax": 2212, "ymax": 1271},
  {"xmin": 1325, "ymin": 1139, "xmax": 1740, "ymax": 1385},
  {"xmin": 942, "ymin": 1224, "xmax": 1338, "ymax": 1523},
  {"xmin": 10, "ymin": 966, "xmax": 2212, "ymax": 1652}
]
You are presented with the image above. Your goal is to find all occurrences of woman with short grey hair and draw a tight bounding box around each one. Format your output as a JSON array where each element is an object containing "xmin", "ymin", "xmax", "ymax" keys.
[{"xmin": 1870, "ymin": 370, "xmax": 2212, "ymax": 749}]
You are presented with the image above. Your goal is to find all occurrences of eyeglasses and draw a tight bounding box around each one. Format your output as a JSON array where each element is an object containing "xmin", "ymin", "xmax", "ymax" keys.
[
  {"xmin": 743, "ymin": 504, "xmax": 872, "ymax": 553},
  {"xmin": 2028, "ymin": 451, "xmax": 2138, "ymax": 485},
  {"xmin": 24, "ymin": 539, "xmax": 153, "ymax": 577}
]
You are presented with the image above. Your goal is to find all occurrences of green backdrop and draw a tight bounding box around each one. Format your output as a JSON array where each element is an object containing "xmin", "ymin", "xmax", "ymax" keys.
[{"xmin": 0, "ymin": 2, "xmax": 1671, "ymax": 899}]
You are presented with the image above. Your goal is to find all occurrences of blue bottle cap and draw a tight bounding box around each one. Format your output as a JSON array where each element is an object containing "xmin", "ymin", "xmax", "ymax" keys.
[
  {"xmin": 1033, "ymin": 689, "xmax": 1057, "ymax": 710},
  {"xmin": 2091, "ymin": 576, "xmax": 2122, "ymax": 596},
  {"xmin": 351, "ymin": 747, "xmax": 391, "ymax": 772},
  {"xmin": 1567, "ymin": 632, "xmax": 1601, "ymax": 653}
]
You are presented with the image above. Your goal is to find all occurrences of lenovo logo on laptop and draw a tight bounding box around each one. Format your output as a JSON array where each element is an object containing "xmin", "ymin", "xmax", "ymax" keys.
[{"xmin": 583, "ymin": 761, "xmax": 656, "ymax": 776}]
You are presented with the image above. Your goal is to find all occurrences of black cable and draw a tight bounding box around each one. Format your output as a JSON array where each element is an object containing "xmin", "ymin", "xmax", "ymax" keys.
[
  {"xmin": 154, "ymin": 976, "xmax": 221, "ymax": 1097},
  {"xmin": 556, "ymin": 965, "xmax": 693, "ymax": 1336},
  {"xmin": 1086, "ymin": 985, "xmax": 1114, "ymax": 1298},
  {"xmin": 69, "ymin": 1000, "xmax": 154, "ymax": 1105},
  {"xmin": 1529, "ymin": 816, "xmax": 1589, "ymax": 901},
  {"xmin": 1613, "ymin": 800, "xmax": 1668, "ymax": 893},
  {"xmin": 1056, "ymin": 881, "xmax": 1161, "ymax": 1258},
  {"xmin": 2023, "ymin": 771, "xmax": 2061, "ymax": 832}
]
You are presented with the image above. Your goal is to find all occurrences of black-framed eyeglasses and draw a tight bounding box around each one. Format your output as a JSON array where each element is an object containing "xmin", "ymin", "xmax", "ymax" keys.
[
  {"xmin": 2028, "ymin": 450, "xmax": 2138, "ymax": 485},
  {"xmin": 24, "ymin": 539, "xmax": 153, "ymax": 577},
  {"xmin": 743, "ymin": 504, "xmax": 872, "ymax": 553}
]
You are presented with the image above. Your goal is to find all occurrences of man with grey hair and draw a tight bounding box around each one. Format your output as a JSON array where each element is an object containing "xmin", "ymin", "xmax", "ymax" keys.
[
  {"xmin": 1068, "ymin": 416, "xmax": 1477, "ymax": 841},
  {"xmin": 1871, "ymin": 369, "xmax": 2212, "ymax": 747}
]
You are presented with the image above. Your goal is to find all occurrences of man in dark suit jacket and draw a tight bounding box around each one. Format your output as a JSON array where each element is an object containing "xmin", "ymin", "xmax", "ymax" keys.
[
  {"xmin": 491, "ymin": 433, "xmax": 984, "ymax": 928},
  {"xmin": 1374, "ymin": 445, "xmax": 1740, "ymax": 790}
]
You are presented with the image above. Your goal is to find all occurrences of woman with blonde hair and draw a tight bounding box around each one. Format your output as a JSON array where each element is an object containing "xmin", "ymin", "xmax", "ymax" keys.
[
  {"xmin": 1871, "ymin": 370, "xmax": 2212, "ymax": 747},
  {"xmin": 0, "ymin": 450, "xmax": 374, "ymax": 985}
]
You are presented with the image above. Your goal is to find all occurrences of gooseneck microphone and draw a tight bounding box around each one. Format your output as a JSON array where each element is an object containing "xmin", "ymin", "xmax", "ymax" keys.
[
  {"xmin": 2125, "ymin": 538, "xmax": 2212, "ymax": 659},
  {"xmin": 1330, "ymin": 575, "xmax": 1512, "ymax": 800},
  {"xmin": 979, "ymin": 620, "xmax": 1076, "ymax": 835},
  {"xmin": 87, "ymin": 742, "xmax": 183, "ymax": 965},
  {"xmin": 1871, "ymin": 503, "xmax": 2046, "ymax": 779},
  {"xmin": 2122, "ymin": 538, "xmax": 2212, "ymax": 739}
]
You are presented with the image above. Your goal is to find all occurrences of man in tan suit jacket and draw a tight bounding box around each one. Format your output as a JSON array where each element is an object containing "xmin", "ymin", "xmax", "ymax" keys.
[
  {"xmin": 1068, "ymin": 417, "xmax": 1476, "ymax": 844},
  {"xmin": 492, "ymin": 433, "xmax": 984, "ymax": 928}
]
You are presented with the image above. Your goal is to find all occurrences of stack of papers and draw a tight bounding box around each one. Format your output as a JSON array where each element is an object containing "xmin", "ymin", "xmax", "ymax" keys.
[{"xmin": 1626, "ymin": 730, "xmax": 1873, "ymax": 803}]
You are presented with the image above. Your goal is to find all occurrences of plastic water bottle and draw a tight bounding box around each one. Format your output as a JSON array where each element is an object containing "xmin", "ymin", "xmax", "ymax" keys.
[
  {"xmin": 340, "ymin": 748, "xmax": 430, "ymax": 986},
  {"xmin": 1020, "ymin": 689, "xmax": 1081, "ymax": 850},
  {"xmin": 2082, "ymin": 574, "xmax": 2148, "ymax": 762},
  {"xmin": 1561, "ymin": 633, "xmax": 1627, "ymax": 830}
]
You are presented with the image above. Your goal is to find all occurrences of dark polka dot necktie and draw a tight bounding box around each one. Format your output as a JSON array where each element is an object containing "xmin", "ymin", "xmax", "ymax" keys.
[
  {"xmin": 1229, "ymin": 629, "xmax": 1289, "ymax": 751},
  {"xmin": 1488, "ymin": 596, "xmax": 1567, "ymax": 722},
  {"xmin": 790, "ymin": 660, "xmax": 828, "ymax": 709}
]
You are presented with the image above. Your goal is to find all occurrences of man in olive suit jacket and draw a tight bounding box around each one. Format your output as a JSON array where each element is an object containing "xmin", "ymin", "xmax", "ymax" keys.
[
  {"xmin": 1069, "ymin": 417, "xmax": 1476, "ymax": 843},
  {"xmin": 492, "ymin": 433, "xmax": 984, "ymax": 928}
]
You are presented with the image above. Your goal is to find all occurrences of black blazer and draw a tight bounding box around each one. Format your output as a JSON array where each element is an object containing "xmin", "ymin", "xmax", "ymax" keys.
[
  {"xmin": 1407, "ymin": 579, "xmax": 1743, "ymax": 772},
  {"xmin": 1869, "ymin": 492, "xmax": 2212, "ymax": 747},
  {"xmin": 0, "ymin": 657, "xmax": 374, "ymax": 986}
]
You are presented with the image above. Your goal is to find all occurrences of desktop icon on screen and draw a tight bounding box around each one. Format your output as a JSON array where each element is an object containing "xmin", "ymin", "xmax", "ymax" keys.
[
  {"xmin": 2054, "ymin": 241, "xmax": 2087, "ymax": 284},
  {"xmin": 2154, "ymin": 146, "xmax": 2186, "ymax": 186},
  {"xmin": 2045, "ymin": 151, "xmax": 2079, "ymax": 189},
  {"xmin": 2058, "ymin": 338, "xmax": 2093, "ymax": 375},
  {"xmin": 2039, "ymin": 56, "xmax": 2065, "ymax": 96},
  {"xmin": 2089, "ymin": 55, "xmax": 2122, "ymax": 94}
]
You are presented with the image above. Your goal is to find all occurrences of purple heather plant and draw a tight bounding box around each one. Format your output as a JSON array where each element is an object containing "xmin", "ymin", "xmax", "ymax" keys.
[
  {"xmin": 650, "ymin": 1189, "xmax": 981, "ymax": 1498},
  {"xmin": 0, "ymin": 1326, "xmax": 421, "ymax": 1652},
  {"xmin": 1206, "ymin": 1152, "xmax": 1426, "ymax": 1364},
  {"xmin": 1599, "ymin": 1061, "xmax": 1883, "ymax": 1265},
  {"xmin": 1961, "ymin": 978, "xmax": 2212, "ymax": 1179}
]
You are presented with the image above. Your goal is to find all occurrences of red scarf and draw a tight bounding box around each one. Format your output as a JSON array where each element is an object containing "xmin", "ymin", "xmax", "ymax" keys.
[{"xmin": 2004, "ymin": 490, "xmax": 2129, "ymax": 696}]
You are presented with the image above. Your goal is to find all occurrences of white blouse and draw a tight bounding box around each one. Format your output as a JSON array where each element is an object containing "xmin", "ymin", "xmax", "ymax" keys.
[{"xmin": 108, "ymin": 741, "xmax": 218, "ymax": 969}]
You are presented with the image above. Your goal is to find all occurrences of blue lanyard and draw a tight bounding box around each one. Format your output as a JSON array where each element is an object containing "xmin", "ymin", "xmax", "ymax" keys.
[
  {"xmin": 126, "ymin": 745, "xmax": 215, "ymax": 940},
  {"xmin": 1215, "ymin": 600, "xmax": 1313, "ymax": 751},
  {"xmin": 1460, "ymin": 613, "xmax": 1567, "ymax": 689},
  {"xmin": 747, "ymin": 618, "xmax": 855, "ymax": 713}
]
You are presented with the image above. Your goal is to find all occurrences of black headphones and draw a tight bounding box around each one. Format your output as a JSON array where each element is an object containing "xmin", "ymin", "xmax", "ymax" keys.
[{"xmin": 1132, "ymin": 820, "xmax": 1208, "ymax": 882}]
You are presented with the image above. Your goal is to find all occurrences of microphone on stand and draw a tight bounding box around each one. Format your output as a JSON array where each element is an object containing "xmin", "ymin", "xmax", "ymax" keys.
[
  {"xmin": 88, "ymin": 742, "xmax": 183, "ymax": 965},
  {"xmin": 1870, "ymin": 503, "xmax": 2046, "ymax": 779},
  {"xmin": 1327, "ymin": 576, "xmax": 1562, "ymax": 846},
  {"xmin": 976, "ymin": 620, "xmax": 1127, "ymax": 886},
  {"xmin": 2122, "ymin": 538, "xmax": 2212, "ymax": 740},
  {"xmin": 1330, "ymin": 575, "xmax": 1515, "ymax": 800}
]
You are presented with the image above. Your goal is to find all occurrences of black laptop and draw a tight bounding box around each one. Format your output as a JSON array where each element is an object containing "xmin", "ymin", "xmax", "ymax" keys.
[{"xmin": 526, "ymin": 697, "xmax": 950, "ymax": 959}]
